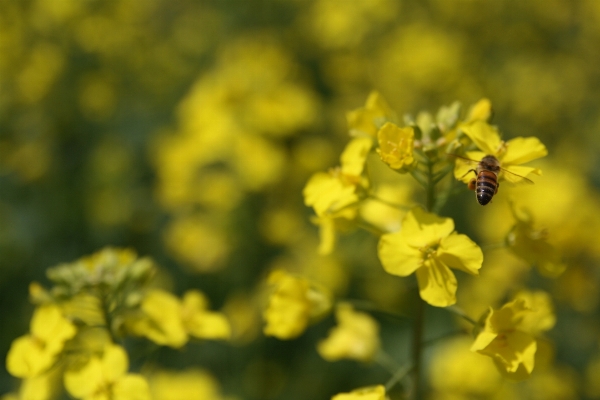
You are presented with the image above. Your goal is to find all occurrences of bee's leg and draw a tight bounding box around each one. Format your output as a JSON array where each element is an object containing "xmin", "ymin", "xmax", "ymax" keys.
[
  {"xmin": 468, "ymin": 178, "xmax": 476, "ymax": 191},
  {"xmin": 461, "ymin": 169, "xmax": 477, "ymax": 179}
]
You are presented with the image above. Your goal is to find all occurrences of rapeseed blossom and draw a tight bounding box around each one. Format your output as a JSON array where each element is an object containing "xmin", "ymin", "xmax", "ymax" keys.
[
  {"xmin": 376, "ymin": 122, "xmax": 416, "ymax": 171},
  {"xmin": 64, "ymin": 344, "xmax": 150, "ymax": 400},
  {"xmin": 471, "ymin": 291, "xmax": 555, "ymax": 380},
  {"xmin": 304, "ymin": 137, "xmax": 372, "ymax": 254},
  {"xmin": 378, "ymin": 207, "xmax": 483, "ymax": 307},
  {"xmin": 331, "ymin": 385, "xmax": 386, "ymax": 400},
  {"xmin": 317, "ymin": 303, "xmax": 380, "ymax": 362},
  {"xmin": 454, "ymin": 120, "xmax": 547, "ymax": 184},
  {"xmin": 506, "ymin": 202, "xmax": 565, "ymax": 277},
  {"xmin": 263, "ymin": 270, "xmax": 331, "ymax": 339},
  {"xmin": 147, "ymin": 368, "xmax": 228, "ymax": 400},
  {"xmin": 127, "ymin": 289, "xmax": 230, "ymax": 348},
  {"xmin": 346, "ymin": 91, "xmax": 396, "ymax": 138},
  {"xmin": 6, "ymin": 305, "xmax": 77, "ymax": 378}
]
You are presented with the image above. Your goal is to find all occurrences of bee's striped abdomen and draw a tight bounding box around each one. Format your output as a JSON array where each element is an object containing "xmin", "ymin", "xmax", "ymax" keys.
[{"xmin": 476, "ymin": 170, "xmax": 498, "ymax": 205}]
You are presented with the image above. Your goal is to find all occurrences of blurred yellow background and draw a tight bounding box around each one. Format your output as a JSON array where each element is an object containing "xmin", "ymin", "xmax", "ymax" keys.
[{"xmin": 2, "ymin": 1, "xmax": 600, "ymax": 399}]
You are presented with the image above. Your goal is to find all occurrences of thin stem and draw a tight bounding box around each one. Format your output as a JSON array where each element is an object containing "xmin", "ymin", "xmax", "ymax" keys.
[
  {"xmin": 385, "ymin": 361, "xmax": 414, "ymax": 393},
  {"xmin": 425, "ymin": 159, "xmax": 436, "ymax": 213},
  {"xmin": 409, "ymin": 167, "xmax": 428, "ymax": 188},
  {"xmin": 98, "ymin": 287, "xmax": 118, "ymax": 343},
  {"xmin": 411, "ymin": 294, "xmax": 425, "ymax": 400},
  {"xmin": 376, "ymin": 350, "xmax": 402, "ymax": 375},
  {"xmin": 446, "ymin": 305, "xmax": 477, "ymax": 325},
  {"xmin": 410, "ymin": 153, "xmax": 439, "ymax": 400}
]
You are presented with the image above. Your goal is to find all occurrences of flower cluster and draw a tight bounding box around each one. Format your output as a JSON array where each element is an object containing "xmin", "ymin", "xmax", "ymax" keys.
[
  {"xmin": 298, "ymin": 93, "xmax": 554, "ymax": 397},
  {"xmin": 5, "ymin": 248, "xmax": 231, "ymax": 400}
]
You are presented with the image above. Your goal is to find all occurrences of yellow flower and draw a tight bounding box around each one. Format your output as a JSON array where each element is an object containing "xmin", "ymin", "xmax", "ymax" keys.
[
  {"xmin": 6, "ymin": 305, "xmax": 77, "ymax": 378},
  {"xmin": 464, "ymin": 98, "xmax": 493, "ymax": 123},
  {"xmin": 304, "ymin": 137, "xmax": 372, "ymax": 217},
  {"xmin": 471, "ymin": 299, "xmax": 536, "ymax": 380},
  {"xmin": 513, "ymin": 290, "xmax": 556, "ymax": 335},
  {"xmin": 263, "ymin": 270, "xmax": 331, "ymax": 339},
  {"xmin": 454, "ymin": 120, "xmax": 547, "ymax": 184},
  {"xmin": 64, "ymin": 344, "xmax": 150, "ymax": 400},
  {"xmin": 346, "ymin": 91, "xmax": 395, "ymax": 138},
  {"xmin": 331, "ymin": 385, "xmax": 386, "ymax": 400},
  {"xmin": 317, "ymin": 303, "xmax": 380, "ymax": 362},
  {"xmin": 429, "ymin": 337, "xmax": 501, "ymax": 398},
  {"xmin": 471, "ymin": 291, "xmax": 555, "ymax": 380},
  {"xmin": 378, "ymin": 208, "xmax": 483, "ymax": 307},
  {"xmin": 181, "ymin": 290, "xmax": 231, "ymax": 340},
  {"xmin": 15, "ymin": 367, "xmax": 61, "ymax": 400},
  {"xmin": 130, "ymin": 289, "xmax": 187, "ymax": 348},
  {"xmin": 376, "ymin": 122, "xmax": 415, "ymax": 171},
  {"xmin": 303, "ymin": 137, "xmax": 372, "ymax": 254},
  {"xmin": 127, "ymin": 289, "xmax": 230, "ymax": 348},
  {"xmin": 148, "ymin": 368, "xmax": 228, "ymax": 400},
  {"xmin": 506, "ymin": 202, "xmax": 565, "ymax": 277}
]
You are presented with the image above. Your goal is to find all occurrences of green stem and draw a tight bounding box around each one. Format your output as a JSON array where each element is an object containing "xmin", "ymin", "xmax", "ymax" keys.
[
  {"xmin": 98, "ymin": 288, "xmax": 118, "ymax": 343},
  {"xmin": 411, "ymin": 295, "xmax": 425, "ymax": 400},
  {"xmin": 446, "ymin": 305, "xmax": 477, "ymax": 325},
  {"xmin": 410, "ymin": 154, "xmax": 442, "ymax": 400},
  {"xmin": 376, "ymin": 350, "xmax": 402, "ymax": 374},
  {"xmin": 385, "ymin": 361, "xmax": 414, "ymax": 393},
  {"xmin": 425, "ymin": 159, "xmax": 436, "ymax": 213}
]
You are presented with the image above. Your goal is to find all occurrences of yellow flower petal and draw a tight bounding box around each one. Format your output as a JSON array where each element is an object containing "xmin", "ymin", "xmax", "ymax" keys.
[
  {"xmin": 470, "ymin": 330, "xmax": 498, "ymax": 352},
  {"xmin": 340, "ymin": 137, "xmax": 373, "ymax": 177},
  {"xmin": 303, "ymin": 172, "xmax": 359, "ymax": 217},
  {"xmin": 317, "ymin": 216, "xmax": 337, "ymax": 255},
  {"xmin": 505, "ymin": 330, "xmax": 537, "ymax": 374},
  {"xmin": 489, "ymin": 299, "xmax": 530, "ymax": 332},
  {"xmin": 31, "ymin": 305, "xmax": 77, "ymax": 354},
  {"xmin": 7, "ymin": 305, "xmax": 76, "ymax": 378},
  {"xmin": 187, "ymin": 312, "xmax": 231, "ymax": 340},
  {"xmin": 465, "ymin": 98, "xmax": 493, "ymax": 123},
  {"xmin": 317, "ymin": 303, "xmax": 380, "ymax": 362},
  {"xmin": 19, "ymin": 370, "xmax": 60, "ymax": 400},
  {"xmin": 6, "ymin": 336, "xmax": 56, "ymax": 378},
  {"xmin": 263, "ymin": 270, "xmax": 312, "ymax": 339},
  {"xmin": 132, "ymin": 290, "xmax": 188, "ymax": 348},
  {"xmin": 501, "ymin": 137, "xmax": 548, "ymax": 165},
  {"xmin": 402, "ymin": 207, "xmax": 454, "ymax": 248},
  {"xmin": 378, "ymin": 231, "xmax": 422, "ymax": 277},
  {"xmin": 501, "ymin": 165, "xmax": 542, "ymax": 183},
  {"xmin": 461, "ymin": 121, "xmax": 502, "ymax": 155},
  {"xmin": 415, "ymin": 258, "xmax": 457, "ymax": 307},
  {"xmin": 332, "ymin": 385, "xmax": 386, "ymax": 400},
  {"xmin": 64, "ymin": 357, "xmax": 103, "ymax": 398},
  {"xmin": 514, "ymin": 291, "xmax": 556, "ymax": 334},
  {"xmin": 113, "ymin": 375, "xmax": 151, "ymax": 400},
  {"xmin": 471, "ymin": 299, "xmax": 539, "ymax": 379},
  {"xmin": 437, "ymin": 233, "xmax": 483, "ymax": 275},
  {"xmin": 346, "ymin": 91, "xmax": 395, "ymax": 137},
  {"xmin": 452, "ymin": 150, "xmax": 486, "ymax": 184},
  {"xmin": 101, "ymin": 345, "xmax": 129, "ymax": 384}
]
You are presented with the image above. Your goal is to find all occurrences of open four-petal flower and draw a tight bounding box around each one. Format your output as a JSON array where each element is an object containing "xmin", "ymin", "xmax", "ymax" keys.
[{"xmin": 378, "ymin": 208, "xmax": 483, "ymax": 307}]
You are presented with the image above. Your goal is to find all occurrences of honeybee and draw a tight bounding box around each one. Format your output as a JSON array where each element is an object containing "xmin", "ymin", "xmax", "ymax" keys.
[{"xmin": 451, "ymin": 154, "xmax": 533, "ymax": 206}]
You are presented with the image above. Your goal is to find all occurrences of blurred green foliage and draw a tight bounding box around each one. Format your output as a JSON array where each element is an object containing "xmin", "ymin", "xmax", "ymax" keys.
[{"xmin": 2, "ymin": 0, "xmax": 600, "ymax": 399}]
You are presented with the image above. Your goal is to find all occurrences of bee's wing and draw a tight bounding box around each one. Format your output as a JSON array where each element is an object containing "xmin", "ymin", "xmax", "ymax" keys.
[
  {"xmin": 499, "ymin": 165, "xmax": 536, "ymax": 184},
  {"xmin": 446, "ymin": 153, "xmax": 479, "ymax": 163}
]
